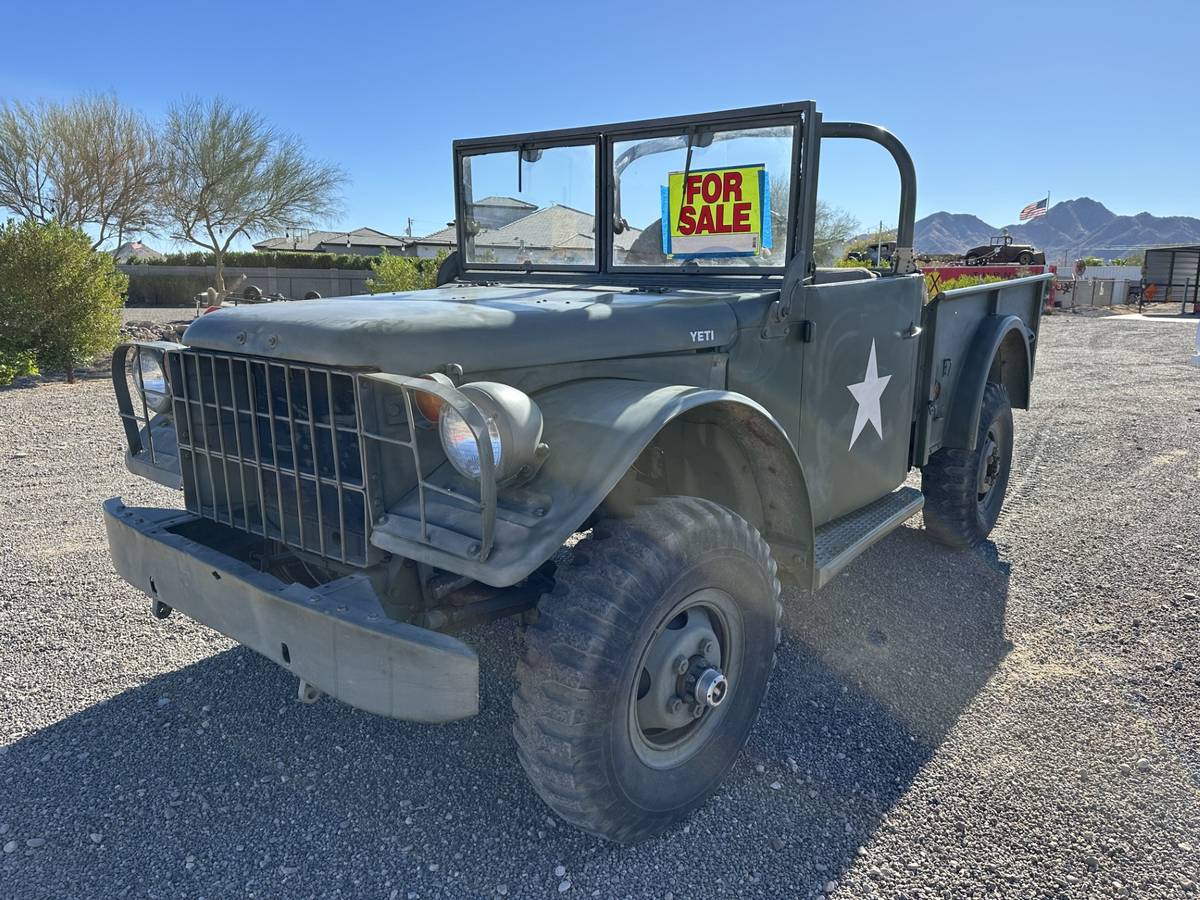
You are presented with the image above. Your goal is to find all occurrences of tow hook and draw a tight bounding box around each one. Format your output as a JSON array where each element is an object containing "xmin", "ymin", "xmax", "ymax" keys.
[{"xmin": 297, "ymin": 679, "xmax": 323, "ymax": 704}]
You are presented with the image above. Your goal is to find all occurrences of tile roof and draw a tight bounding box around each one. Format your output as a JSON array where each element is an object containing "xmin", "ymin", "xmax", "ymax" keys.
[
  {"xmin": 112, "ymin": 240, "xmax": 164, "ymax": 262},
  {"xmin": 408, "ymin": 207, "xmax": 643, "ymax": 256},
  {"xmin": 410, "ymin": 205, "xmax": 642, "ymax": 253},
  {"xmin": 254, "ymin": 227, "xmax": 408, "ymax": 252},
  {"xmin": 473, "ymin": 196, "xmax": 538, "ymax": 209},
  {"xmin": 414, "ymin": 225, "xmax": 458, "ymax": 246}
]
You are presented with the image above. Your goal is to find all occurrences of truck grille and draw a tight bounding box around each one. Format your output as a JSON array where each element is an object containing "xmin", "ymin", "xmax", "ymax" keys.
[{"xmin": 165, "ymin": 350, "xmax": 378, "ymax": 566}]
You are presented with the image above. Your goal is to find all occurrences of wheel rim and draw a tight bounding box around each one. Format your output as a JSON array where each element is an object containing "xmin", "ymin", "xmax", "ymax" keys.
[
  {"xmin": 628, "ymin": 588, "xmax": 743, "ymax": 770},
  {"xmin": 977, "ymin": 428, "xmax": 1002, "ymax": 504}
]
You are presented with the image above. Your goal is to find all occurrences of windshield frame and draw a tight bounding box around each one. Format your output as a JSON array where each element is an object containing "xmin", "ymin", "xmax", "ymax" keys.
[
  {"xmin": 606, "ymin": 116, "xmax": 801, "ymax": 276},
  {"xmin": 451, "ymin": 101, "xmax": 816, "ymax": 280},
  {"xmin": 454, "ymin": 135, "xmax": 603, "ymax": 274}
]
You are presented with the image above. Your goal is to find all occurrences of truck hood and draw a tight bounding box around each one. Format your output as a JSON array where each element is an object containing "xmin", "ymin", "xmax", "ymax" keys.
[{"xmin": 182, "ymin": 285, "xmax": 743, "ymax": 373}]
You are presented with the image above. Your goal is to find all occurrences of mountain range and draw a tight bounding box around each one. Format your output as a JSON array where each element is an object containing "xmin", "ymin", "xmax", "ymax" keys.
[{"xmin": 912, "ymin": 198, "xmax": 1200, "ymax": 259}]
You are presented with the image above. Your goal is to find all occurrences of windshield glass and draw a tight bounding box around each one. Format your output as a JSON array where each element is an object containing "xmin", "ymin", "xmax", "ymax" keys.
[
  {"xmin": 460, "ymin": 143, "xmax": 597, "ymax": 266},
  {"xmin": 612, "ymin": 124, "xmax": 794, "ymax": 268}
]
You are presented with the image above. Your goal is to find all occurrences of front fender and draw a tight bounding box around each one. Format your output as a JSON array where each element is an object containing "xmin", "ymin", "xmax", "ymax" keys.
[{"xmin": 390, "ymin": 379, "xmax": 813, "ymax": 588}]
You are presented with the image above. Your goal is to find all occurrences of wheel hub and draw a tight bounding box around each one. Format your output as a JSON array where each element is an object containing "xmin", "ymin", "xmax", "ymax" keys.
[
  {"xmin": 630, "ymin": 589, "xmax": 741, "ymax": 767},
  {"xmin": 977, "ymin": 431, "xmax": 1001, "ymax": 498},
  {"xmin": 692, "ymin": 666, "xmax": 728, "ymax": 708}
]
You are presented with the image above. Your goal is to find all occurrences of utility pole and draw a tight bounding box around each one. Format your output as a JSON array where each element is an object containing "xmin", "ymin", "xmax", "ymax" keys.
[{"xmin": 406, "ymin": 217, "xmax": 413, "ymax": 238}]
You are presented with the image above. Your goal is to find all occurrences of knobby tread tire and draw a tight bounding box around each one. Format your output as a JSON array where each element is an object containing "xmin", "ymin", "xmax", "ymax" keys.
[
  {"xmin": 512, "ymin": 496, "xmax": 781, "ymax": 843},
  {"xmin": 921, "ymin": 382, "xmax": 1013, "ymax": 548}
]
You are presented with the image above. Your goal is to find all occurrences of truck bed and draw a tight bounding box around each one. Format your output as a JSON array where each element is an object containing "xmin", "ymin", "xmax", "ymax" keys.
[{"xmin": 913, "ymin": 272, "xmax": 1051, "ymax": 465}]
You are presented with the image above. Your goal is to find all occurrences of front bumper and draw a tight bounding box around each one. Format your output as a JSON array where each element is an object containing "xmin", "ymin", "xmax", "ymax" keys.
[{"xmin": 103, "ymin": 497, "xmax": 479, "ymax": 723}]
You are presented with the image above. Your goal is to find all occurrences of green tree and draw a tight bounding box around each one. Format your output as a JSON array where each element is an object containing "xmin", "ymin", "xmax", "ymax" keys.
[
  {"xmin": 159, "ymin": 97, "xmax": 345, "ymax": 297},
  {"xmin": 0, "ymin": 219, "xmax": 126, "ymax": 382},
  {"xmin": 812, "ymin": 201, "xmax": 860, "ymax": 266},
  {"xmin": 366, "ymin": 251, "xmax": 446, "ymax": 294},
  {"xmin": 843, "ymin": 227, "xmax": 898, "ymax": 258},
  {"xmin": 770, "ymin": 177, "xmax": 858, "ymax": 265}
]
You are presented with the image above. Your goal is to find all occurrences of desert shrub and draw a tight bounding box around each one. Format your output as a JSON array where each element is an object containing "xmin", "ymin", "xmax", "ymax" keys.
[
  {"xmin": 834, "ymin": 257, "xmax": 891, "ymax": 269},
  {"xmin": 129, "ymin": 250, "xmax": 373, "ymax": 270},
  {"xmin": 0, "ymin": 350, "xmax": 38, "ymax": 387},
  {"xmin": 0, "ymin": 220, "xmax": 126, "ymax": 382},
  {"xmin": 844, "ymin": 230, "xmax": 897, "ymax": 256},
  {"xmin": 925, "ymin": 273, "xmax": 1005, "ymax": 296},
  {"xmin": 366, "ymin": 251, "xmax": 446, "ymax": 294},
  {"xmin": 125, "ymin": 271, "xmax": 213, "ymax": 306}
]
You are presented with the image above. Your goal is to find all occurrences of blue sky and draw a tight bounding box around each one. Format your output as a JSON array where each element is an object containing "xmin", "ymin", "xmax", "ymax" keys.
[{"xmin": 2, "ymin": 0, "xmax": 1196, "ymax": 246}]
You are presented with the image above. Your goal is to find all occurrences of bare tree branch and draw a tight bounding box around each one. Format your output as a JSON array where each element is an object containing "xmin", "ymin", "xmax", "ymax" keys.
[{"xmin": 0, "ymin": 96, "xmax": 160, "ymax": 250}]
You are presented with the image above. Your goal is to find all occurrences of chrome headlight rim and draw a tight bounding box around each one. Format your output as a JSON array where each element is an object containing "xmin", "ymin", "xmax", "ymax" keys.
[
  {"xmin": 133, "ymin": 348, "xmax": 172, "ymax": 414},
  {"xmin": 438, "ymin": 401, "xmax": 503, "ymax": 480},
  {"xmin": 436, "ymin": 382, "xmax": 544, "ymax": 484}
]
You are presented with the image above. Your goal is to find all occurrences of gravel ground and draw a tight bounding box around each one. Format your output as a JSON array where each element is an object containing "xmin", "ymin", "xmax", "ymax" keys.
[
  {"xmin": 122, "ymin": 306, "xmax": 197, "ymax": 326},
  {"xmin": 1, "ymin": 315, "xmax": 1198, "ymax": 899}
]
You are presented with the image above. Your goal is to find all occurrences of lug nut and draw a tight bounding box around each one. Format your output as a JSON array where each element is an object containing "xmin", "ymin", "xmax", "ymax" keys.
[
  {"xmin": 668, "ymin": 697, "xmax": 683, "ymax": 715},
  {"xmin": 689, "ymin": 702, "xmax": 705, "ymax": 719},
  {"xmin": 673, "ymin": 655, "xmax": 689, "ymax": 675},
  {"xmin": 700, "ymin": 639, "xmax": 716, "ymax": 659}
]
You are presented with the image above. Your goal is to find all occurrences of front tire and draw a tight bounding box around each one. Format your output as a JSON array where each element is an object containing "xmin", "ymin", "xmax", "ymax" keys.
[
  {"xmin": 921, "ymin": 382, "xmax": 1014, "ymax": 548},
  {"xmin": 512, "ymin": 496, "xmax": 781, "ymax": 843}
]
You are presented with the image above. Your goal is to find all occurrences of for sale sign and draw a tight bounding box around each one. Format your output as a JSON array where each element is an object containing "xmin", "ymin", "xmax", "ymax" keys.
[{"xmin": 661, "ymin": 164, "xmax": 771, "ymax": 259}]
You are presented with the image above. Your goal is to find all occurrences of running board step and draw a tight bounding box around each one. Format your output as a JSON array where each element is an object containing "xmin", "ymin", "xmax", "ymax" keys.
[{"xmin": 812, "ymin": 486, "xmax": 924, "ymax": 589}]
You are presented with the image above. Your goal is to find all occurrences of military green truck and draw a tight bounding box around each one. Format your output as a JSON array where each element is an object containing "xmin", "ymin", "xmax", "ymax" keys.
[{"xmin": 106, "ymin": 101, "xmax": 1048, "ymax": 843}]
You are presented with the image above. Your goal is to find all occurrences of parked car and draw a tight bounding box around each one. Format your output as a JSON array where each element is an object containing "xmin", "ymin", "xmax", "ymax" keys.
[
  {"xmin": 106, "ymin": 101, "xmax": 1050, "ymax": 844},
  {"xmin": 965, "ymin": 234, "xmax": 1045, "ymax": 266},
  {"xmin": 846, "ymin": 239, "xmax": 896, "ymax": 266}
]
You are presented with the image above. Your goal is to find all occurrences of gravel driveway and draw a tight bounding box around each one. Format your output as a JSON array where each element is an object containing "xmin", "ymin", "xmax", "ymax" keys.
[
  {"xmin": 1, "ymin": 316, "xmax": 1198, "ymax": 899},
  {"xmin": 122, "ymin": 306, "xmax": 197, "ymax": 326}
]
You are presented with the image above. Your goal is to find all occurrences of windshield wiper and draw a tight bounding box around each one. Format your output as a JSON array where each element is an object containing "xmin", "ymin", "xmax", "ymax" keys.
[{"xmin": 676, "ymin": 127, "xmax": 696, "ymax": 236}]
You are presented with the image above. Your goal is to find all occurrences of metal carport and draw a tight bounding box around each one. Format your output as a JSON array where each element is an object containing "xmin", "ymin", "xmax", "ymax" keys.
[{"xmin": 1142, "ymin": 245, "xmax": 1200, "ymax": 315}]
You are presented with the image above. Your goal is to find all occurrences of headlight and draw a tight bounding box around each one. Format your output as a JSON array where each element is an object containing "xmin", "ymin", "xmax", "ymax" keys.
[
  {"xmin": 133, "ymin": 349, "xmax": 172, "ymax": 414},
  {"xmin": 439, "ymin": 403, "xmax": 503, "ymax": 478},
  {"xmin": 438, "ymin": 382, "xmax": 544, "ymax": 483}
]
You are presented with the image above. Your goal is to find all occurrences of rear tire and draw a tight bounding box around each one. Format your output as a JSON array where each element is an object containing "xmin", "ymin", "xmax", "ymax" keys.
[
  {"xmin": 512, "ymin": 496, "xmax": 781, "ymax": 843},
  {"xmin": 921, "ymin": 382, "xmax": 1013, "ymax": 548}
]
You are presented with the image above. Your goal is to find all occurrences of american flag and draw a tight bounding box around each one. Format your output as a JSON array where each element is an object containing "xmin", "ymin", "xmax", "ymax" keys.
[{"xmin": 1019, "ymin": 197, "xmax": 1049, "ymax": 221}]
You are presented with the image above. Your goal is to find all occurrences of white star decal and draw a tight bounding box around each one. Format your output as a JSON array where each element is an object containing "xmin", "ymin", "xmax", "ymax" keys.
[{"xmin": 846, "ymin": 339, "xmax": 892, "ymax": 449}]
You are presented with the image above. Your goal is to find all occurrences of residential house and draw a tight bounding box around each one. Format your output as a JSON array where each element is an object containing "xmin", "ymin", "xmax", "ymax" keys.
[
  {"xmin": 405, "ymin": 200, "xmax": 643, "ymax": 264},
  {"xmin": 254, "ymin": 227, "xmax": 409, "ymax": 257},
  {"xmin": 112, "ymin": 240, "xmax": 164, "ymax": 263}
]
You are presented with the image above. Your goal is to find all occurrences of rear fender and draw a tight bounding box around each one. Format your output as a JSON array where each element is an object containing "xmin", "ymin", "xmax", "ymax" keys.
[{"xmin": 943, "ymin": 315, "xmax": 1032, "ymax": 451}]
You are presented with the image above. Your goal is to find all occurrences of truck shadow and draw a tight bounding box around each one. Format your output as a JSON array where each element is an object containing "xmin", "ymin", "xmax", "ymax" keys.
[{"xmin": 0, "ymin": 525, "xmax": 1009, "ymax": 897}]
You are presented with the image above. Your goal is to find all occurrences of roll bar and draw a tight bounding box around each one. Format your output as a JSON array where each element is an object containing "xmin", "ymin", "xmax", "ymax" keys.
[{"xmin": 820, "ymin": 122, "xmax": 918, "ymax": 274}]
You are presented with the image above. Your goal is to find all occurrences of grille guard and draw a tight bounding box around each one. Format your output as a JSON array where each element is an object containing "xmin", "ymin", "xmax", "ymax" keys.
[
  {"xmin": 113, "ymin": 341, "xmax": 187, "ymax": 486},
  {"xmin": 113, "ymin": 342, "xmax": 500, "ymax": 568}
]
